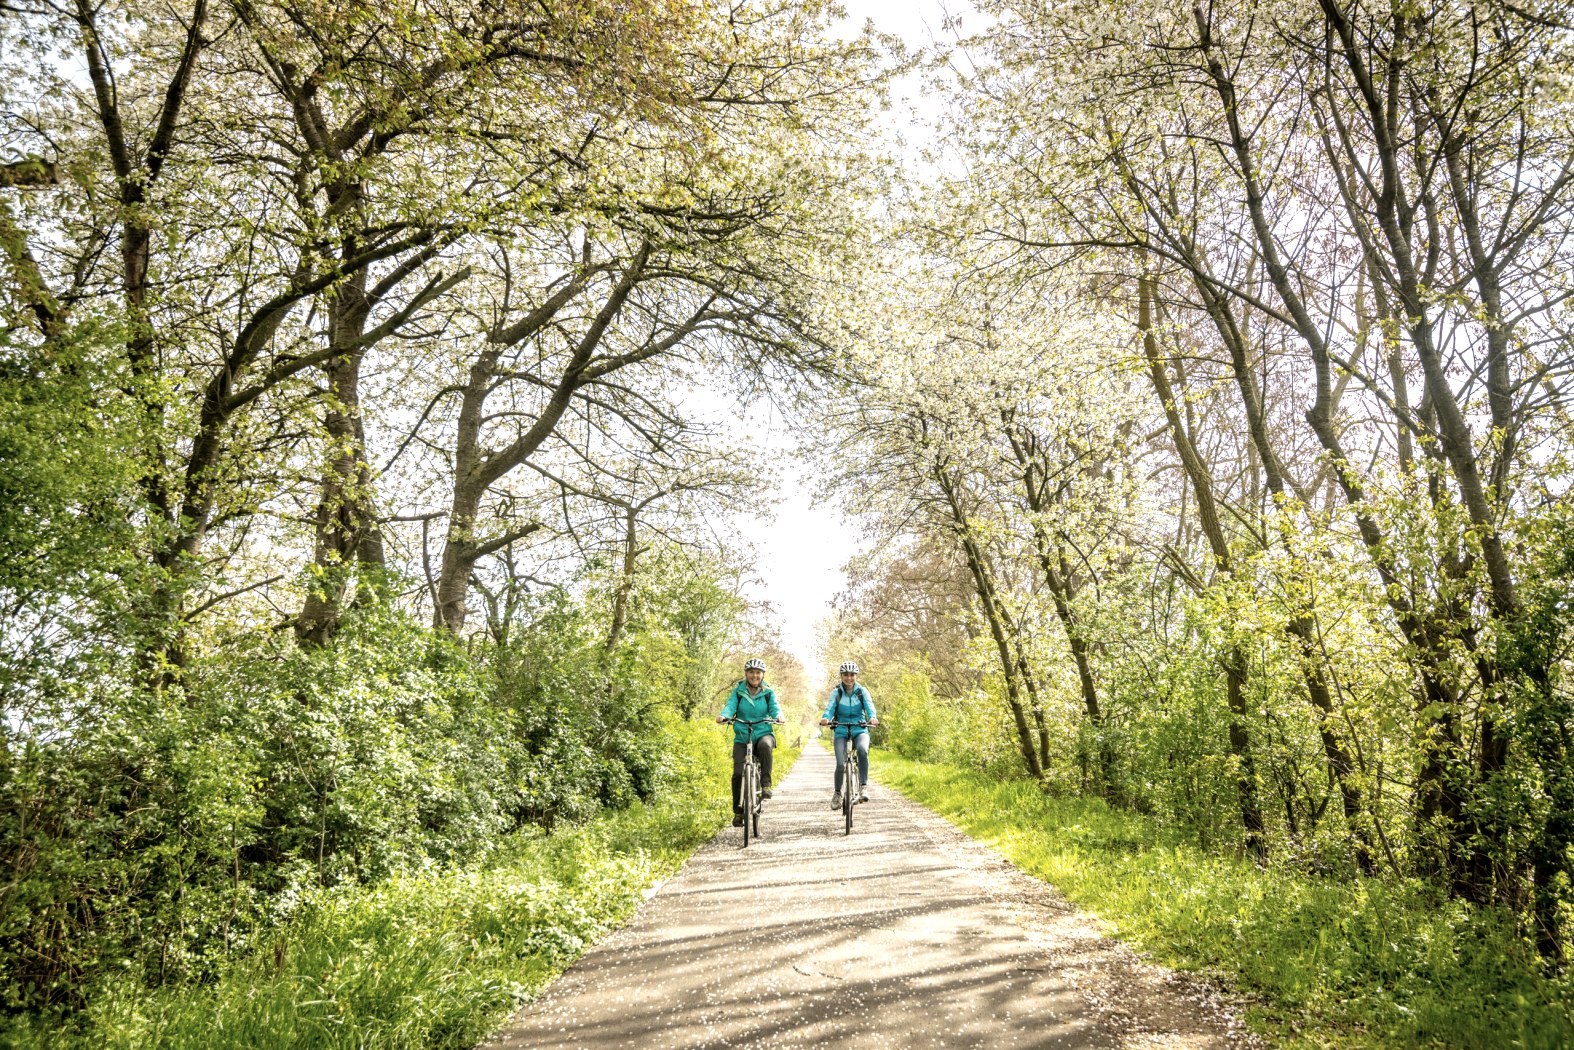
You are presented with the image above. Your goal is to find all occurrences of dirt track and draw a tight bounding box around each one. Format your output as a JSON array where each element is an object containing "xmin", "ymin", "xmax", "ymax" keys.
[{"xmin": 486, "ymin": 740, "xmax": 1259, "ymax": 1049}]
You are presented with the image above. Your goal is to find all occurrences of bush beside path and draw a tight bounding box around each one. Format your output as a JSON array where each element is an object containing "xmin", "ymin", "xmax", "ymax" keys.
[{"xmin": 5, "ymin": 723, "xmax": 799, "ymax": 1050}]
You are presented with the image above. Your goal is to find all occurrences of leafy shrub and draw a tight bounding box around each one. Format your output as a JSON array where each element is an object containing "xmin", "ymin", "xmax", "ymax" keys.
[
  {"xmin": 1, "ymin": 609, "xmax": 515, "ymax": 1012},
  {"xmin": 0, "ymin": 584, "xmax": 734, "ymax": 1022},
  {"xmin": 3, "ymin": 734, "xmax": 734, "ymax": 1050}
]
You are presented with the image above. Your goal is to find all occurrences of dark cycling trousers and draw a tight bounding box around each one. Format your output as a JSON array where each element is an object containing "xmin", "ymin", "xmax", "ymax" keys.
[
  {"xmin": 732, "ymin": 735, "xmax": 775, "ymax": 811},
  {"xmin": 834, "ymin": 732, "xmax": 870, "ymax": 789}
]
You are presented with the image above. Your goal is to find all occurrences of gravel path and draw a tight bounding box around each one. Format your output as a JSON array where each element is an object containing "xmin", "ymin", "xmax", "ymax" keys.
[{"xmin": 485, "ymin": 741, "xmax": 1260, "ymax": 1049}]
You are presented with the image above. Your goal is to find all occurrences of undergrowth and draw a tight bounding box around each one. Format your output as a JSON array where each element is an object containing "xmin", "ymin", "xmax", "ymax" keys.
[
  {"xmin": 4, "ymin": 720, "xmax": 800, "ymax": 1050},
  {"xmin": 879, "ymin": 755, "xmax": 1574, "ymax": 1050}
]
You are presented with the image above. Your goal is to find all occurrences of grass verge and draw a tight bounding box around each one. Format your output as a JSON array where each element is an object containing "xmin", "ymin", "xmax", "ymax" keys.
[
  {"xmin": 878, "ymin": 754, "xmax": 1573, "ymax": 1050},
  {"xmin": 7, "ymin": 721, "xmax": 801, "ymax": 1050}
]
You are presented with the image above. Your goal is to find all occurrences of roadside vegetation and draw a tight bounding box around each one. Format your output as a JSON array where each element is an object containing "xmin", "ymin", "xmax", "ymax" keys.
[
  {"xmin": 881, "ymin": 755, "xmax": 1573, "ymax": 1050},
  {"xmin": 7, "ymin": 720, "xmax": 801, "ymax": 1050},
  {"xmin": 1, "ymin": 578, "xmax": 812, "ymax": 1047}
]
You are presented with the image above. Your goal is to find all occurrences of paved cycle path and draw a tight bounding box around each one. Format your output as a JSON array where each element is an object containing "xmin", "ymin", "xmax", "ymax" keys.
[{"xmin": 487, "ymin": 741, "xmax": 1254, "ymax": 1050}]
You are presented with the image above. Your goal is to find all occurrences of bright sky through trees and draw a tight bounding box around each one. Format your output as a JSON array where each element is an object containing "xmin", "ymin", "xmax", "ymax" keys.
[{"xmin": 729, "ymin": 0, "xmax": 971, "ymax": 686}]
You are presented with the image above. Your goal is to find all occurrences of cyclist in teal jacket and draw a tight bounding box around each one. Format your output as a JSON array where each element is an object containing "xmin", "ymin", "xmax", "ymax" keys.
[
  {"xmin": 819, "ymin": 661, "xmax": 878, "ymax": 807},
  {"xmin": 717, "ymin": 658, "xmax": 783, "ymax": 827}
]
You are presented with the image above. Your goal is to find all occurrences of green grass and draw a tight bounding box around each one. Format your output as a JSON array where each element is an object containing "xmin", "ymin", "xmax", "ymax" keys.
[
  {"xmin": 878, "ymin": 754, "xmax": 1574, "ymax": 1050},
  {"xmin": 6, "ymin": 722, "xmax": 799, "ymax": 1050}
]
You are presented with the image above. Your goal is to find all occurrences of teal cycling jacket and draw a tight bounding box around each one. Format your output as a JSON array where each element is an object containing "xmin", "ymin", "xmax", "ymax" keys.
[
  {"xmin": 721, "ymin": 682, "xmax": 782, "ymax": 743},
  {"xmin": 822, "ymin": 684, "xmax": 876, "ymax": 739}
]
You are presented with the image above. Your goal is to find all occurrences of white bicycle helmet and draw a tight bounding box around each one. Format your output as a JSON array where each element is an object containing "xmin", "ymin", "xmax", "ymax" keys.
[
  {"xmin": 838, "ymin": 660, "xmax": 860, "ymax": 675},
  {"xmin": 744, "ymin": 658, "xmax": 766, "ymax": 672}
]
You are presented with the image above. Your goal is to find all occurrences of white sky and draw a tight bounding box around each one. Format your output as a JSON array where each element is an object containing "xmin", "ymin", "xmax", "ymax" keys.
[{"xmin": 723, "ymin": 0, "xmax": 971, "ymax": 689}]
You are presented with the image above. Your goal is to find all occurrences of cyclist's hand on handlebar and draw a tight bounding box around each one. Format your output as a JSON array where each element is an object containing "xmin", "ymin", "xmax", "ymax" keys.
[
  {"xmin": 716, "ymin": 716, "xmax": 730, "ymax": 724},
  {"xmin": 818, "ymin": 718, "xmax": 830, "ymax": 726},
  {"xmin": 869, "ymin": 719, "xmax": 879, "ymax": 726}
]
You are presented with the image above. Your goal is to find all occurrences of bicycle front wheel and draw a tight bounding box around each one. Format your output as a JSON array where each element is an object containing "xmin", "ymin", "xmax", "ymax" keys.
[
  {"xmin": 843, "ymin": 758, "xmax": 854, "ymax": 835},
  {"xmin": 742, "ymin": 761, "xmax": 756, "ymax": 847}
]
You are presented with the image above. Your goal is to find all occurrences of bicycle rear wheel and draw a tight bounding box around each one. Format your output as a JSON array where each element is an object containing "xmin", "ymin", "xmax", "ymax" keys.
[{"xmin": 742, "ymin": 761, "xmax": 755, "ymax": 847}]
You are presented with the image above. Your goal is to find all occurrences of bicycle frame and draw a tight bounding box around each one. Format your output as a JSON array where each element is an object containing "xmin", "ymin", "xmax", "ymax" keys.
[{"xmin": 828, "ymin": 720, "xmax": 870, "ymax": 835}]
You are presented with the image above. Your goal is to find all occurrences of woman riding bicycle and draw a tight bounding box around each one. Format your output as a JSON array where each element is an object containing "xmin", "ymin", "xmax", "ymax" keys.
[
  {"xmin": 717, "ymin": 658, "xmax": 783, "ymax": 827},
  {"xmin": 819, "ymin": 661, "xmax": 878, "ymax": 808}
]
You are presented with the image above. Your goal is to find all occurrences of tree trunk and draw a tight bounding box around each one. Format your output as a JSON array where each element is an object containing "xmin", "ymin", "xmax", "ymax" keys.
[
  {"xmin": 1140, "ymin": 274, "xmax": 1265, "ymax": 860},
  {"xmin": 435, "ymin": 468, "xmax": 487, "ymax": 633},
  {"xmin": 74, "ymin": 0, "xmax": 209, "ymax": 681},
  {"xmin": 934, "ymin": 461, "xmax": 1045, "ymax": 779},
  {"xmin": 1003, "ymin": 421, "xmax": 1111, "ymax": 788},
  {"xmin": 297, "ymin": 267, "xmax": 385, "ymax": 647},
  {"xmin": 1221, "ymin": 645, "xmax": 1266, "ymax": 855},
  {"xmin": 606, "ymin": 506, "xmax": 639, "ymax": 653}
]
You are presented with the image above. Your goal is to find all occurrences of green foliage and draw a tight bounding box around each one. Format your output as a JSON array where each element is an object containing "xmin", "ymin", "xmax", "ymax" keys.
[
  {"xmin": 587, "ymin": 543, "xmax": 748, "ymax": 720},
  {"xmin": 492, "ymin": 590, "xmax": 661, "ymax": 825},
  {"xmin": 2, "ymin": 686, "xmax": 773, "ymax": 1048},
  {"xmin": 1, "ymin": 609, "xmax": 513, "ymax": 1011},
  {"xmin": 1, "ymin": 688, "xmax": 264, "ymax": 1010},
  {"xmin": 0, "ymin": 321, "xmax": 140, "ymax": 709},
  {"xmin": 0, "ymin": 569, "xmax": 757, "ymax": 1024},
  {"xmin": 881, "ymin": 755, "xmax": 1574, "ymax": 1050},
  {"xmin": 2, "ymin": 717, "xmax": 751, "ymax": 1049},
  {"xmin": 870, "ymin": 666, "xmax": 951, "ymax": 761},
  {"xmin": 847, "ymin": 654, "xmax": 1021, "ymax": 776}
]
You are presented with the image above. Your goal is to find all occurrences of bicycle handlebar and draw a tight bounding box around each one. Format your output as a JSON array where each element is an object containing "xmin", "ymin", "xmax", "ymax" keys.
[{"xmin": 722, "ymin": 717, "xmax": 784, "ymax": 725}]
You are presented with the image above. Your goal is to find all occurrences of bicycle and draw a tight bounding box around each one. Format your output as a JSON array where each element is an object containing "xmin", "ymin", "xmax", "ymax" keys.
[
  {"xmin": 724, "ymin": 718, "xmax": 782, "ymax": 846},
  {"xmin": 828, "ymin": 720, "xmax": 871, "ymax": 835}
]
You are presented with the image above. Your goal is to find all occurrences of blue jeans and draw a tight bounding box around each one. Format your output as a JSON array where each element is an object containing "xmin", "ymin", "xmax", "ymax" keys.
[
  {"xmin": 834, "ymin": 732, "xmax": 869, "ymax": 791},
  {"xmin": 731, "ymin": 735, "xmax": 775, "ymax": 812}
]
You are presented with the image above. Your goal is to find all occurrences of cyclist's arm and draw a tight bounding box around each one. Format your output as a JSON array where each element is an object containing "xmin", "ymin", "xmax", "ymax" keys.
[
  {"xmin": 766, "ymin": 690, "xmax": 784, "ymax": 724},
  {"xmin": 861, "ymin": 687, "xmax": 878, "ymax": 726},
  {"xmin": 820, "ymin": 691, "xmax": 837, "ymax": 725},
  {"xmin": 718, "ymin": 686, "xmax": 740, "ymax": 723}
]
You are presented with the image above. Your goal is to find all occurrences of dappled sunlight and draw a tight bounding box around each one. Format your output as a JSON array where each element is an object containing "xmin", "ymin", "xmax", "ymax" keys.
[{"xmin": 490, "ymin": 743, "xmax": 1236, "ymax": 1049}]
